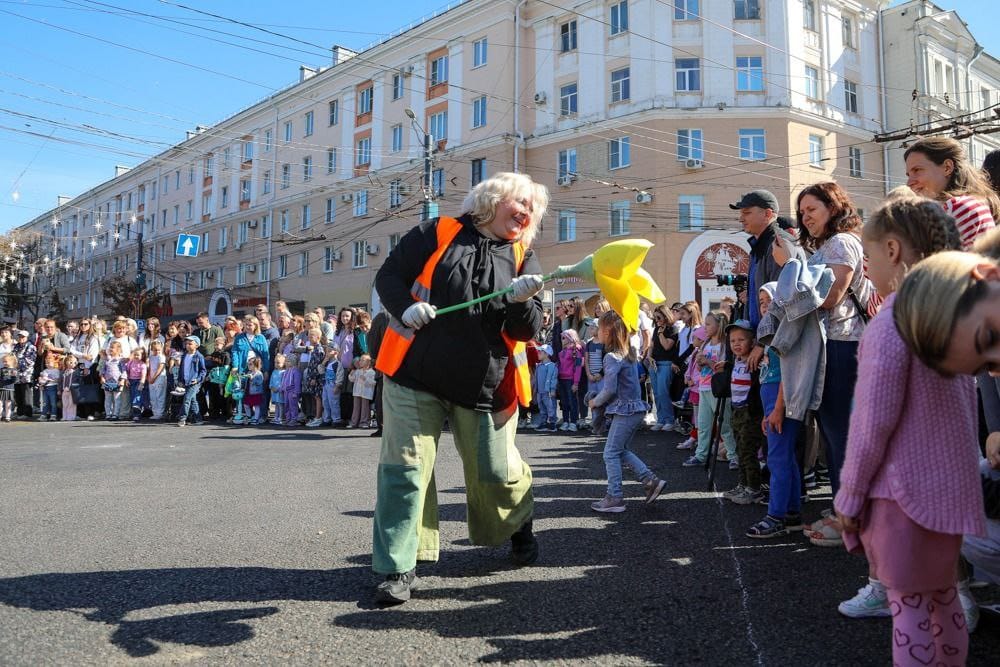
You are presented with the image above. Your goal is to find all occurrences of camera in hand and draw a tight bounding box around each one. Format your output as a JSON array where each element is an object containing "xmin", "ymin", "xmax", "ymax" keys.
[{"xmin": 716, "ymin": 274, "xmax": 749, "ymax": 292}]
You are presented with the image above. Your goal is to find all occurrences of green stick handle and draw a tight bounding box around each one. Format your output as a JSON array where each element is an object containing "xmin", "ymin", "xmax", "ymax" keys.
[{"xmin": 433, "ymin": 271, "xmax": 557, "ymax": 316}]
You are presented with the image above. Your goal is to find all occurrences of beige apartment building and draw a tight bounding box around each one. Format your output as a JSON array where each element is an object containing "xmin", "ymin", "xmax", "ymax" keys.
[{"xmin": 17, "ymin": 0, "xmax": 888, "ymax": 323}]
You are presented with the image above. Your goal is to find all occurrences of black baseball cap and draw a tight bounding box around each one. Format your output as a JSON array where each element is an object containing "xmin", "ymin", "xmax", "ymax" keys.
[{"xmin": 729, "ymin": 190, "xmax": 779, "ymax": 213}]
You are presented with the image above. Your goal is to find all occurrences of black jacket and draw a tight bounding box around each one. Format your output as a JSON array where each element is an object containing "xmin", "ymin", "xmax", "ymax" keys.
[{"xmin": 375, "ymin": 214, "xmax": 543, "ymax": 411}]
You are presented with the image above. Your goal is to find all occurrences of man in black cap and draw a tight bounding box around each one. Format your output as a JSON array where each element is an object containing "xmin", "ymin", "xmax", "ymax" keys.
[{"xmin": 730, "ymin": 189, "xmax": 784, "ymax": 371}]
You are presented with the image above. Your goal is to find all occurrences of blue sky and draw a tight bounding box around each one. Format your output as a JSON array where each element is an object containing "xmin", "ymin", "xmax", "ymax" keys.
[{"xmin": 0, "ymin": 0, "xmax": 996, "ymax": 234}]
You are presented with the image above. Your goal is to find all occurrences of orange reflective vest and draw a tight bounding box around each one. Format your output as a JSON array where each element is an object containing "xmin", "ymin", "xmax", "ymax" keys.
[{"xmin": 375, "ymin": 216, "xmax": 533, "ymax": 408}]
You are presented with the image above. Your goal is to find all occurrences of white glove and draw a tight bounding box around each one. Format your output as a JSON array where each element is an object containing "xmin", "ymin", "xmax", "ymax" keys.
[
  {"xmin": 401, "ymin": 302, "xmax": 436, "ymax": 330},
  {"xmin": 510, "ymin": 274, "xmax": 545, "ymax": 303}
]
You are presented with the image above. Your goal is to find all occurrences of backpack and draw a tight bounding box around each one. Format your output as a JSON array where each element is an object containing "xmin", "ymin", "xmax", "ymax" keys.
[{"xmin": 208, "ymin": 364, "xmax": 230, "ymax": 385}]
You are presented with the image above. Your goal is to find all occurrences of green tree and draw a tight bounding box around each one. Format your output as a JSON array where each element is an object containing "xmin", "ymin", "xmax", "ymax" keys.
[{"xmin": 100, "ymin": 274, "xmax": 168, "ymax": 319}]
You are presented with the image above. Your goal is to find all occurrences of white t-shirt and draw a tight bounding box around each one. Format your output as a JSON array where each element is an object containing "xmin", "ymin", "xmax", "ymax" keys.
[
  {"xmin": 630, "ymin": 310, "xmax": 654, "ymax": 355},
  {"xmin": 808, "ymin": 233, "xmax": 870, "ymax": 342}
]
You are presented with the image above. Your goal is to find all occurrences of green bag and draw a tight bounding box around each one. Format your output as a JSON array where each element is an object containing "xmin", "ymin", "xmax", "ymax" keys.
[{"xmin": 208, "ymin": 365, "xmax": 230, "ymax": 385}]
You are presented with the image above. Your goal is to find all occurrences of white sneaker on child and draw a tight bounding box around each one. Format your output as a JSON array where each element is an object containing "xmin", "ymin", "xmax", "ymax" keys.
[{"xmin": 838, "ymin": 580, "xmax": 891, "ymax": 618}]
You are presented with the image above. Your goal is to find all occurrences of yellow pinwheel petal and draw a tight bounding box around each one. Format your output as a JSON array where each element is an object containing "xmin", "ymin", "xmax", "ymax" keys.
[
  {"xmin": 592, "ymin": 239, "xmax": 652, "ymax": 281},
  {"xmin": 628, "ymin": 267, "xmax": 666, "ymax": 303},
  {"xmin": 596, "ymin": 273, "xmax": 641, "ymax": 332}
]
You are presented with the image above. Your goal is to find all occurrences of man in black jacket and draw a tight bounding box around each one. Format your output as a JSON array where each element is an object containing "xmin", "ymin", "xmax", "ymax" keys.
[{"xmin": 371, "ymin": 172, "xmax": 547, "ymax": 605}]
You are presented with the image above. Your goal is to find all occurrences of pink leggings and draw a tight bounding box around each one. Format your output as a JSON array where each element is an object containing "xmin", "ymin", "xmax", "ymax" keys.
[{"xmin": 888, "ymin": 586, "xmax": 966, "ymax": 666}]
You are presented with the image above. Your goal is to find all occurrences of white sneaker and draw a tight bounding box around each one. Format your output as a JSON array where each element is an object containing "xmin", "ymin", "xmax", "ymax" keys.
[
  {"xmin": 838, "ymin": 581, "xmax": 891, "ymax": 618},
  {"xmin": 722, "ymin": 484, "xmax": 745, "ymax": 501},
  {"xmin": 559, "ymin": 422, "xmax": 571, "ymax": 431},
  {"xmin": 958, "ymin": 580, "xmax": 980, "ymax": 633},
  {"xmin": 306, "ymin": 418, "xmax": 323, "ymax": 428},
  {"xmin": 170, "ymin": 387, "xmax": 186, "ymax": 396},
  {"xmin": 676, "ymin": 438, "xmax": 695, "ymax": 450},
  {"xmin": 567, "ymin": 423, "xmax": 578, "ymax": 432},
  {"xmin": 649, "ymin": 423, "xmax": 663, "ymax": 431}
]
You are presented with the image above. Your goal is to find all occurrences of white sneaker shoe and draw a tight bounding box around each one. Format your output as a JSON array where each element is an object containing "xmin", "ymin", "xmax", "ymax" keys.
[
  {"xmin": 567, "ymin": 423, "xmax": 578, "ymax": 432},
  {"xmin": 559, "ymin": 422, "xmax": 571, "ymax": 431},
  {"xmin": 306, "ymin": 418, "xmax": 323, "ymax": 428},
  {"xmin": 838, "ymin": 581, "xmax": 891, "ymax": 618},
  {"xmin": 676, "ymin": 437, "xmax": 695, "ymax": 450}
]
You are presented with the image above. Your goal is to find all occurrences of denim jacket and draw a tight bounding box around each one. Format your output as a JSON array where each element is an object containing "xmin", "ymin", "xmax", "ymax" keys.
[
  {"xmin": 591, "ymin": 352, "xmax": 648, "ymax": 416},
  {"xmin": 756, "ymin": 258, "xmax": 833, "ymax": 421}
]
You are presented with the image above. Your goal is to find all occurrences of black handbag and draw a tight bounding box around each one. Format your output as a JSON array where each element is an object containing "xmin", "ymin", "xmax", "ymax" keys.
[{"xmin": 73, "ymin": 382, "xmax": 101, "ymax": 405}]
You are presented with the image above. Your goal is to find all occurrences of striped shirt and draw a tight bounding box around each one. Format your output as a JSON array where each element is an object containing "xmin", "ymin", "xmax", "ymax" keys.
[
  {"xmin": 944, "ymin": 195, "xmax": 995, "ymax": 250},
  {"xmin": 730, "ymin": 357, "xmax": 753, "ymax": 408}
]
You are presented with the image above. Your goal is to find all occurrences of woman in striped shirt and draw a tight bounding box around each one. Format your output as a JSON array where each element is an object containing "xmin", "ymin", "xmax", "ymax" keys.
[{"xmin": 905, "ymin": 136, "xmax": 999, "ymax": 249}]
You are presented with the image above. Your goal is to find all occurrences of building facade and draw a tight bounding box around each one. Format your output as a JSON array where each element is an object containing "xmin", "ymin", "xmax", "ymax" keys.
[{"xmin": 13, "ymin": 0, "xmax": 887, "ymax": 323}]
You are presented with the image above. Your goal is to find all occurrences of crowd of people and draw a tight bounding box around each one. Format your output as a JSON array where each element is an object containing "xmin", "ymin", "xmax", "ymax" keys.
[{"xmin": 0, "ymin": 303, "xmax": 386, "ymax": 432}]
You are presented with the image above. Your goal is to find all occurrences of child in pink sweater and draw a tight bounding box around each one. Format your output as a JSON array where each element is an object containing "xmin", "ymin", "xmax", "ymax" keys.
[
  {"xmin": 835, "ymin": 196, "xmax": 983, "ymax": 665},
  {"xmin": 557, "ymin": 329, "xmax": 583, "ymax": 432}
]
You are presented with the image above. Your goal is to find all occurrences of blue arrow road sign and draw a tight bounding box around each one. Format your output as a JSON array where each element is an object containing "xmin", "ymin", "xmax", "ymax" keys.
[{"xmin": 176, "ymin": 234, "xmax": 200, "ymax": 257}]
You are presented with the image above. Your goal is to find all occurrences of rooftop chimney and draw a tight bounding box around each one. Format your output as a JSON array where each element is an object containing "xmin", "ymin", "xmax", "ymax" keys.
[
  {"xmin": 57, "ymin": 195, "xmax": 71, "ymax": 207},
  {"xmin": 114, "ymin": 165, "xmax": 132, "ymax": 178},
  {"xmin": 300, "ymin": 65, "xmax": 319, "ymax": 82},
  {"xmin": 331, "ymin": 45, "xmax": 358, "ymax": 66}
]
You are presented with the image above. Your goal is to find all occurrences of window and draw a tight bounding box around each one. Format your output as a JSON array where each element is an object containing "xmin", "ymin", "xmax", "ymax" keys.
[
  {"xmin": 329, "ymin": 100, "xmax": 339, "ymax": 126},
  {"xmin": 848, "ymin": 146, "xmax": 862, "ymax": 177},
  {"xmin": 303, "ymin": 156, "xmax": 313, "ymax": 181},
  {"xmin": 189, "ymin": 166, "xmax": 195, "ymax": 183},
  {"xmin": 676, "ymin": 58, "xmax": 701, "ymax": 92},
  {"xmin": 264, "ymin": 129, "xmax": 272, "ymax": 151},
  {"xmin": 560, "ymin": 20, "xmax": 577, "ymax": 52},
  {"xmin": 278, "ymin": 255, "xmax": 288, "ymax": 278},
  {"xmin": 471, "ymin": 158, "xmax": 485, "ymax": 186},
  {"xmin": 842, "ymin": 16, "xmax": 855, "ymax": 48},
  {"xmin": 678, "ymin": 195, "xmax": 705, "ymax": 231},
  {"xmin": 734, "ymin": 0, "xmax": 760, "ymax": 20},
  {"xmin": 240, "ymin": 179, "xmax": 251, "ymax": 202},
  {"xmin": 675, "ymin": 0, "xmax": 698, "ymax": 21},
  {"xmin": 473, "ymin": 37, "xmax": 487, "ymax": 67},
  {"xmin": 298, "ymin": 251, "xmax": 308, "ymax": 277},
  {"xmin": 236, "ymin": 263, "xmax": 248, "ymax": 286},
  {"xmin": 560, "ymin": 83, "xmax": 578, "ymax": 116},
  {"xmin": 261, "ymin": 214, "xmax": 271, "ymax": 238},
  {"xmin": 262, "ymin": 170, "xmax": 271, "ymax": 195},
  {"xmin": 736, "ymin": 56, "xmax": 764, "ymax": 92},
  {"xmin": 352, "ymin": 240, "xmax": 367, "ymax": 268},
  {"xmin": 429, "ymin": 111, "xmax": 447, "ymax": 141},
  {"xmin": 804, "ymin": 66, "xmax": 819, "ymax": 99},
  {"xmin": 389, "ymin": 232, "xmax": 401, "ymax": 252},
  {"xmin": 280, "ymin": 209, "xmax": 289, "ymax": 234},
  {"xmin": 391, "ymin": 125, "xmax": 403, "ymax": 153},
  {"xmin": 611, "ymin": 67, "xmax": 630, "ymax": 102},
  {"xmin": 284, "ymin": 121, "xmax": 292, "ymax": 142},
  {"xmin": 173, "ymin": 205, "xmax": 179, "ymax": 225},
  {"xmin": 803, "ymin": 0, "xmax": 815, "ymax": 31},
  {"xmin": 223, "ymin": 147, "xmax": 231, "ymax": 169},
  {"xmin": 324, "ymin": 246, "xmax": 337, "ymax": 272},
  {"xmin": 327, "ymin": 148, "xmax": 337, "ymax": 174},
  {"xmin": 358, "ymin": 87, "xmax": 373, "ymax": 114},
  {"xmin": 175, "ymin": 170, "xmax": 180, "ymax": 189},
  {"xmin": 389, "ymin": 180, "xmax": 403, "ymax": 208},
  {"xmin": 430, "ymin": 56, "xmax": 448, "ymax": 86},
  {"xmin": 610, "ymin": 1, "xmax": 629, "ymax": 34},
  {"xmin": 558, "ymin": 148, "xmax": 577, "ymax": 179},
  {"xmin": 844, "ymin": 79, "xmax": 858, "ymax": 113},
  {"xmin": 201, "ymin": 232, "xmax": 210, "ymax": 252},
  {"xmin": 219, "ymin": 226, "xmax": 228, "ymax": 249},
  {"xmin": 738, "ymin": 128, "xmax": 766, "ymax": 160},
  {"xmin": 610, "ymin": 201, "xmax": 631, "ymax": 236},
  {"xmin": 326, "ymin": 197, "xmax": 336, "ymax": 223},
  {"xmin": 677, "ymin": 129, "xmax": 704, "ymax": 160},
  {"xmin": 164, "ymin": 175, "xmax": 171, "ymax": 193},
  {"xmin": 609, "ymin": 137, "xmax": 631, "ymax": 169},
  {"xmin": 356, "ymin": 137, "xmax": 371, "ymax": 166},
  {"xmin": 202, "ymin": 193, "xmax": 211, "ymax": 214},
  {"xmin": 242, "ymin": 140, "xmax": 253, "ymax": 162},
  {"xmin": 259, "ymin": 259, "xmax": 269, "ymax": 282},
  {"xmin": 558, "ymin": 210, "xmax": 576, "ymax": 242},
  {"xmin": 301, "ymin": 204, "xmax": 311, "ymax": 230},
  {"xmin": 808, "ymin": 134, "xmax": 824, "ymax": 166},
  {"xmin": 472, "ymin": 96, "xmax": 487, "ymax": 128},
  {"xmin": 392, "ymin": 73, "xmax": 404, "ymax": 100},
  {"xmin": 304, "ymin": 111, "xmax": 314, "ymax": 137},
  {"xmin": 354, "ymin": 190, "xmax": 368, "ymax": 216},
  {"xmin": 432, "ymin": 168, "xmax": 445, "ymax": 197},
  {"xmin": 186, "ymin": 200, "xmax": 193, "ymax": 220},
  {"xmin": 281, "ymin": 164, "xmax": 291, "ymax": 189}
]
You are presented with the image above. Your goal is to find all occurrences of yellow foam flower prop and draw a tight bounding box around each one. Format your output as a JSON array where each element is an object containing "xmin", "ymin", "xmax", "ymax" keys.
[{"xmin": 551, "ymin": 239, "xmax": 665, "ymax": 331}]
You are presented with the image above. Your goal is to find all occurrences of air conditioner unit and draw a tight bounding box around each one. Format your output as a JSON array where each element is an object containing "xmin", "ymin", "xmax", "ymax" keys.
[
  {"xmin": 340, "ymin": 193, "xmax": 354, "ymax": 203},
  {"xmin": 332, "ymin": 250, "xmax": 342, "ymax": 261},
  {"xmin": 247, "ymin": 265, "xmax": 256, "ymax": 273},
  {"xmin": 684, "ymin": 158, "xmax": 704, "ymax": 170},
  {"xmin": 557, "ymin": 175, "xmax": 574, "ymax": 187},
  {"xmin": 533, "ymin": 91, "xmax": 547, "ymax": 104},
  {"xmin": 398, "ymin": 183, "xmax": 414, "ymax": 195},
  {"xmin": 636, "ymin": 191, "xmax": 654, "ymax": 204},
  {"xmin": 218, "ymin": 246, "xmax": 226, "ymax": 253},
  {"xmin": 247, "ymin": 220, "xmax": 258, "ymax": 229},
  {"xmin": 400, "ymin": 65, "xmax": 414, "ymax": 77},
  {"xmin": 205, "ymin": 271, "xmax": 214, "ymax": 279},
  {"xmin": 366, "ymin": 244, "xmax": 379, "ymax": 256}
]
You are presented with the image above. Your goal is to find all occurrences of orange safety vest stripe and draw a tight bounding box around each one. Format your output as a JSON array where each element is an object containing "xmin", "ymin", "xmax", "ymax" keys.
[{"xmin": 375, "ymin": 217, "xmax": 534, "ymax": 408}]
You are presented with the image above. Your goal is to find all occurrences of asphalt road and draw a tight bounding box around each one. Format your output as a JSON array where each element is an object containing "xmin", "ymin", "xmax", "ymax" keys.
[{"xmin": 0, "ymin": 420, "xmax": 997, "ymax": 665}]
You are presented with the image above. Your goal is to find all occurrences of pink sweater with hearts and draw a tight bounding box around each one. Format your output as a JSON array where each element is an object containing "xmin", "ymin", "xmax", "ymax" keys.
[{"xmin": 834, "ymin": 294, "xmax": 985, "ymax": 537}]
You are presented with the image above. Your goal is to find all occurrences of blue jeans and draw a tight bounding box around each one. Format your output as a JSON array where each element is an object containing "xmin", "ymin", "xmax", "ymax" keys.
[
  {"xmin": 816, "ymin": 339, "xmax": 858, "ymax": 498},
  {"xmin": 603, "ymin": 411, "xmax": 652, "ymax": 497},
  {"xmin": 557, "ymin": 378, "xmax": 578, "ymax": 424},
  {"xmin": 537, "ymin": 392, "xmax": 556, "ymax": 425},
  {"xmin": 41, "ymin": 385, "xmax": 58, "ymax": 418},
  {"xmin": 181, "ymin": 382, "xmax": 201, "ymax": 421},
  {"xmin": 129, "ymin": 379, "xmax": 144, "ymax": 416},
  {"xmin": 761, "ymin": 382, "xmax": 802, "ymax": 519},
  {"xmin": 652, "ymin": 361, "xmax": 675, "ymax": 425}
]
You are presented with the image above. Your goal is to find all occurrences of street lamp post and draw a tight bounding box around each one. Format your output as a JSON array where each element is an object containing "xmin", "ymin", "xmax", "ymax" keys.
[{"xmin": 404, "ymin": 108, "xmax": 435, "ymax": 220}]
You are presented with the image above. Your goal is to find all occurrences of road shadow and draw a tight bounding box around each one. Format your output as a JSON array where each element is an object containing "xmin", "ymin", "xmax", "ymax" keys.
[{"xmin": 0, "ymin": 566, "xmax": 366, "ymax": 657}]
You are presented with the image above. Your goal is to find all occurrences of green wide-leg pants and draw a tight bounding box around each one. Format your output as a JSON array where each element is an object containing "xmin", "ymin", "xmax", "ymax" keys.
[{"xmin": 372, "ymin": 378, "xmax": 534, "ymax": 575}]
